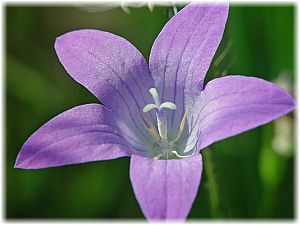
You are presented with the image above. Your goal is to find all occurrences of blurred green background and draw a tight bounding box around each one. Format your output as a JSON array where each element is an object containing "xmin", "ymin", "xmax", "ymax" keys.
[{"xmin": 6, "ymin": 3, "xmax": 295, "ymax": 219}]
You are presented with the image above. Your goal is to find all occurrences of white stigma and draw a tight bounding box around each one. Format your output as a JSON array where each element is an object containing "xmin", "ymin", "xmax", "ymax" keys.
[{"xmin": 141, "ymin": 88, "xmax": 193, "ymax": 160}]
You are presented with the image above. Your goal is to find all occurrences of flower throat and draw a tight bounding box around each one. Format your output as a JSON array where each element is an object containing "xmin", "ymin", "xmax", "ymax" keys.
[{"xmin": 141, "ymin": 88, "xmax": 194, "ymax": 160}]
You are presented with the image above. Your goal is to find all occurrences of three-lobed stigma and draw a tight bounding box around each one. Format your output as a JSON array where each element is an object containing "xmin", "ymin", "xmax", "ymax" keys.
[{"xmin": 141, "ymin": 88, "xmax": 196, "ymax": 160}]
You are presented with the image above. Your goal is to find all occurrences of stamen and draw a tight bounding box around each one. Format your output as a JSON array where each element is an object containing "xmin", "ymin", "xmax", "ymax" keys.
[
  {"xmin": 141, "ymin": 88, "xmax": 195, "ymax": 160},
  {"xmin": 140, "ymin": 113, "xmax": 161, "ymax": 144},
  {"xmin": 171, "ymin": 149, "xmax": 195, "ymax": 158},
  {"xmin": 156, "ymin": 111, "xmax": 168, "ymax": 142},
  {"xmin": 172, "ymin": 110, "xmax": 188, "ymax": 143},
  {"xmin": 144, "ymin": 88, "xmax": 178, "ymax": 142},
  {"xmin": 153, "ymin": 152, "xmax": 165, "ymax": 160}
]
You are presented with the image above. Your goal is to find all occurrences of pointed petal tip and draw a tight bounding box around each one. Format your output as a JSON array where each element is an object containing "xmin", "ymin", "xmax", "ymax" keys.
[
  {"xmin": 292, "ymin": 99, "xmax": 296, "ymax": 108},
  {"xmin": 14, "ymin": 163, "xmax": 28, "ymax": 170},
  {"xmin": 288, "ymin": 96, "xmax": 296, "ymax": 111},
  {"xmin": 54, "ymin": 32, "xmax": 68, "ymax": 45},
  {"xmin": 14, "ymin": 152, "xmax": 28, "ymax": 169},
  {"xmin": 287, "ymin": 99, "xmax": 296, "ymax": 115},
  {"xmin": 186, "ymin": 1, "xmax": 230, "ymax": 22},
  {"xmin": 14, "ymin": 161, "xmax": 20, "ymax": 169},
  {"xmin": 54, "ymin": 29, "xmax": 86, "ymax": 49},
  {"xmin": 14, "ymin": 159, "xmax": 24, "ymax": 169},
  {"xmin": 273, "ymin": 80, "xmax": 296, "ymax": 113},
  {"xmin": 14, "ymin": 152, "xmax": 22, "ymax": 168},
  {"xmin": 55, "ymin": 35, "xmax": 62, "ymax": 43},
  {"xmin": 54, "ymin": 37, "xmax": 62, "ymax": 48},
  {"xmin": 54, "ymin": 34, "xmax": 65, "ymax": 52},
  {"xmin": 187, "ymin": 1, "xmax": 229, "ymax": 10},
  {"xmin": 289, "ymin": 93, "xmax": 296, "ymax": 107}
]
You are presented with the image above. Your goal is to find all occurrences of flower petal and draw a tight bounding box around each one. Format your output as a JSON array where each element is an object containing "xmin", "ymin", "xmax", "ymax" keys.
[
  {"xmin": 15, "ymin": 104, "xmax": 131, "ymax": 169},
  {"xmin": 149, "ymin": 3, "xmax": 228, "ymax": 134},
  {"xmin": 197, "ymin": 75, "xmax": 295, "ymax": 150},
  {"xmin": 130, "ymin": 154, "xmax": 203, "ymax": 220},
  {"xmin": 54, "ymin": 29, "xmax": 156, "ymax": 154}
]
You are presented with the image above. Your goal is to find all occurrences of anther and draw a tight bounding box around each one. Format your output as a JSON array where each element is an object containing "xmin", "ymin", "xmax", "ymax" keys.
[
  {"xmin": 153, "ymin": 152, "xmax": 165, "ymax": 160},
  {"xmin": 140, "ymin": 113, "xmax": 161, "ymax": 144},
  {"xmin": 156, "ymin": 111, "xmax": 168, "ymax": 142},
  {"xmin": 143, "ymin": 88, "xmax": 177, "ymax": 142},
  {"xmin": 171, "ymin": 149, "xmax": 195, "ymax": 158},
  {"xmin": 172, "ymin": 110, "xmax": 188, "ymax": 143}
]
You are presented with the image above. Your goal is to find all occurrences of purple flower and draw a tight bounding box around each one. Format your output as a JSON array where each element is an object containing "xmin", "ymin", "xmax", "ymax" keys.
[{"xmin": 15, "ymin": 3, "xmax": 295, "ymax": 220}]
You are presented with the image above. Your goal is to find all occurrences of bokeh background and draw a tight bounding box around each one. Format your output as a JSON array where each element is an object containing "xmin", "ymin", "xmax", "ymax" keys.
[{"xmin": 6, "ymin": 3, "xmax": 295, "ymax": 219}]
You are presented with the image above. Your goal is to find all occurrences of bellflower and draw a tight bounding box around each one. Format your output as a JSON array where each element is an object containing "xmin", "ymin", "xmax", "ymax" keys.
[{"xmin": 15, "ymin": 3, "xmax": 295, "ymax": 220}]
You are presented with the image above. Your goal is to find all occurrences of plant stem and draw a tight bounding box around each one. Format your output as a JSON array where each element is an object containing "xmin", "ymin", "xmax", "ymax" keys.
[{"xmin": 202, "ymin": 148, "xmax": 224, "ymax": 218}]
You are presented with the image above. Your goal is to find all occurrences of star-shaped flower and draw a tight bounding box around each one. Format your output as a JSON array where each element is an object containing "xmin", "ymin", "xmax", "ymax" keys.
[{"xmin": 15, "ymin": 3, "xmax": 295, "ymax": 220}]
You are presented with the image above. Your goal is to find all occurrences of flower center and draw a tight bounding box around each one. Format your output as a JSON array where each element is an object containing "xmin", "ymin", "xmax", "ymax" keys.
[{"xmin": 141, "ymin": 88, "xmax": 195, "ymax": 160}]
